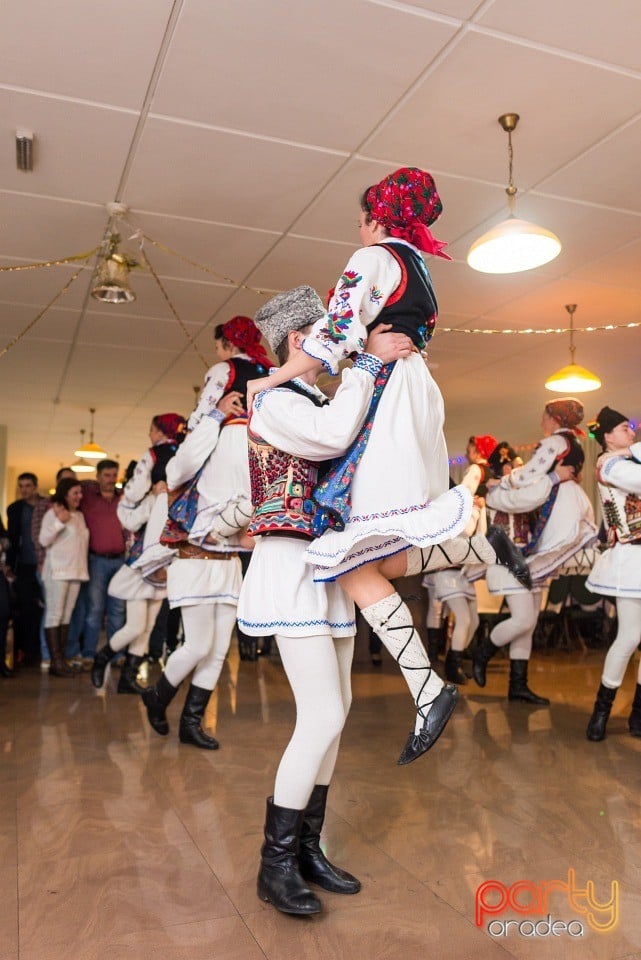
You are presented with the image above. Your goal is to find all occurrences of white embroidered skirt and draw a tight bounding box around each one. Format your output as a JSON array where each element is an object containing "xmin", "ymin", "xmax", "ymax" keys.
[
  {"xmin": 587, "ymin": 543, "xmax": 641, "ymax": 599},
  {"xmin": 107, "ymin": 563, "xmax": 164, "ymax": 602},
  {"xmin": 167, "ymin": 556, "xmax": 242, "ymax": 609},
  {"xmin": 424, "ymin": 568, "xmax": 476, "ymax": 602},
  {"xmin": 238, "ymin": 536, "xmax": 355, "ymax": 638},
  {"xmin": 305, "ymin": 353, "xmax": 472, "ymax": 581}
]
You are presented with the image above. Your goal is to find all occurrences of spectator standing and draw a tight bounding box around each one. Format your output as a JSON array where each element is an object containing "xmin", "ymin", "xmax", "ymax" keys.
[
  {"xmin": 77, "ymin": 460, "xmax": 126, "ymax": 666},
  {"xmin": 39, "ymin": 479, "xmax": 89, "ymax": 676},
  {"xmin": 7, "ymin": 472, "xmax": 45, "ymax": 666}
]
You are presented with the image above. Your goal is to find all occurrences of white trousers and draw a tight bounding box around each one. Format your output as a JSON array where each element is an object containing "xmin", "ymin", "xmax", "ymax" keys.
[
  {"xmin": 109, "ymin": 598, "xmax": 163, "ymax": 656},
  {"xmin": 164, "ymin": 602, "xmax": 237, "ymax": 691},
  {"xmin": 447, "ymin": 596, "xmax": 480, "ymax": 652},
  {"xmin": 490, "ymin": 591, "xmax": 540, "ymax": 660},
  {"xmin": 602, "ymin": 597, "xmax": 641, "ymax": 688},
  {"xmin": 43, "ymin": 577, "xmax": 81, "ymax": 628},
  {"xmin": 273, "ymin": 634, "xmax": 354, "ymax": 810}
]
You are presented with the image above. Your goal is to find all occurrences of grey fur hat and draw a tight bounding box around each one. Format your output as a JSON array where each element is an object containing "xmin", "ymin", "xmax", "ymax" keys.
[{"xmin": 254, "ymin": 285, "xmax": 325, "ymax": 353}]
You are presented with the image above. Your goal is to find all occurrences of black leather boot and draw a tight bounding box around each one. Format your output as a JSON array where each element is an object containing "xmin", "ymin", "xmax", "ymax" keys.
[
  {"xmin": 508, "ymin": 659, "xmax": 550, "ymax": 705},
  {"xmin": 91, "ymin": 642, "xmax": 116, "ymax": 689},
  {"xmin": 45, "ymin": 626, "xmax": 74, "ymax": 677},
  {"xmin": 444, "ymin": 649, "xmax": 468, "ymax": 685},
  {"xmin": 257, "ymin": 798, "xmax": 321, "ymax": 915},
  {"xmin": 117, "ymin": 653, "xmax": 146, "ymax": 694},
  {"xmin": 299, "ymin": 785, "xmax": 360, "ymax": 894},
  {"xmin": 426, "ymin": 627, "xmax": 443, "ymax": 664},
  {"xmin": 397, "ymin": 683, "xmax": 459, "ymax": 765},
  {"xmin": 142, "ymin": 672, "xmax": 179, "ymax": 735},
  {"xmin": 485, "ymin": 525, "xmax": 532, "ymax": 590},
  {"xmin": 629, "ymin": 684, "xmax": 641, "ymax": 737},
  {"xmin": 587, "ymin": 683, "xmax": 617, "ymax": 741},
  {"xmin": 472, "ymin": 635, "xmax": 500, "ymax": 688},
  {"xmin": 179, "ymin": 684, "xmax": 219, "ymax": 749}
]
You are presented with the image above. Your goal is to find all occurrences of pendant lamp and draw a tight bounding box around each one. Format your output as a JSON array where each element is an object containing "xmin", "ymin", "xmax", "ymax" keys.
[
  {"xmin": 71, "ymin": 431, "xmax": 96, "ymax": 473},
  {"xmin": 545, "ymin": 304, "xmax": 602, "ymax": 393},
  {"xmin": 74, "ymin": 409, "xmax": 107, "ymax": 459},
  {"xmin": 467, "ymin": 114, "xmax": 562, "ymax": 274}
]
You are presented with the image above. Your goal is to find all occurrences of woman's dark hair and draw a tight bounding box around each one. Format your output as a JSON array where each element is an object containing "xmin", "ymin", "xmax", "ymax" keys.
[
  {"xmin": 488, "ymin": 441, "xmax": 517, "ymax": 479},
  {"xmin": 360, "ymin": 187, "xmax": 374, "ymax": 224},
  {"xmin": 214, "ymin": 323, "xmax": 233, "ymax": 350},
  {"xmin": 51, "ymin": 477, "xmax": 82, "ymax": 507}
]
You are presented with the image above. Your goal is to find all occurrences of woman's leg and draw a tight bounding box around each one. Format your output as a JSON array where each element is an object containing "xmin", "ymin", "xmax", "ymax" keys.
[
  {"xmin": 107, "ymin": 600, "xmax": 149, "ymax": 654},
  {"xmin": 341, "ymin": 564, "xmax": 456, "ymax": 757},
  {"xmin": 273, "ymin": 634, "xmax": 351, "ymax": 810},
  {"xmin": 61, "ymin": 581, "xmax": 81, "ymax": 626}
]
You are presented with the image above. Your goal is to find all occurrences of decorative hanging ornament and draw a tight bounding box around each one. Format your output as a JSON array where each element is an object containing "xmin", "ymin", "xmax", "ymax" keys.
[{"xmin": 91, "ymin": 233, "xmax": 137, "ymax": 304}]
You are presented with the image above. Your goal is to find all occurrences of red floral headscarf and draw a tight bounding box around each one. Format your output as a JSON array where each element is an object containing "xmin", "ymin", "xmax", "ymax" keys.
[
  {"xmin": 473, "ymin": 435, "xmax": 498, "ymax": 461},
  {"xmin": 221, "ymin": 316, "xmax": 271, "ymax": 367},
  {"xmin": 545, "ymin": 398, "xmax": 585, "ymax": 436},
  {"xmin": 365, "ymin": 167, "xmax": 451, "ymax": 260},
  {"xmin": 153, "ymin": 413, "xmax": 187, "ymax": 441}
]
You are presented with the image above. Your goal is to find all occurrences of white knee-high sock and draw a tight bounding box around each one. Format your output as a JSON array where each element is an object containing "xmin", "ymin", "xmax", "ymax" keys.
[
  {"xmin": 273, "ymin": 634, "xmax": 351, "ymax": 809},
  {"xmin": 603, "ymin": 597, "xmax": 641, "ymax": 688},
  {"xmin": 405, "ymin": 534, "xmax": 496, "ymax": 577},
  {"xmin": 361, "ymin": 593, "xmax": 443, "ymax": 734}
]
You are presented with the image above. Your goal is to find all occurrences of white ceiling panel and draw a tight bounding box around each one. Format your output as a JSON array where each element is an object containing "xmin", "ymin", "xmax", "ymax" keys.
[
  {"xmin": 246, "ymin": 237, "xmax": 356, "ymax": 298},
  {"xmin": 372, "ymin": 0, "xmax": 482, "ymax": 18},
  {"xmin": 365, "ymin": 32, "xmax": 641, "ymax": 186},
  {"xmin": 0, "ymin": 265, "xmax": 90, "ymax": 311},
  {"xmin": 152, "ymin": 0, "xmax": 457, "ymax": 151},
  {"xmin": 0, "ymin": 89, "xmax": 139, "ymax": 202},
  {"xmin": 0, "ymin": 0, "xmax": 175, "ymax": 109},
  {"xmin": 123, "ymin": 119, "xmax": 348, "ymax": 230},
  {"xmin": 0, "ymin": 193, "xmax": 106, "ymax": 262},
  {"xmin": 479, "ymin": 0, "xmax": 641, "ymax": 72}
]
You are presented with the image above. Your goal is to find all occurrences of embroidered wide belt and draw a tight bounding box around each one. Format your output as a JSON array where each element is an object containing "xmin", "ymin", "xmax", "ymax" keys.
[{"xmin": 177, "ymin": 544, "xmax": 239, "ymax": 561}]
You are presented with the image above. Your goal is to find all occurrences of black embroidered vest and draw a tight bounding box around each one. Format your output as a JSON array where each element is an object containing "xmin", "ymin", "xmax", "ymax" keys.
[
  {"xmin": 369, "ymin": 242, "xmax": 438, "ymax": 349},
  {"xmin": 247, "ymin": 383, "xmax": 328, "ymax": 540},
  {"xmin": 150, "ymin": 442, "xmax": 179, "ymax": 485},
  {"xmin": 554, "ymin": 430, "xmax": 585, "ymax": 472}
]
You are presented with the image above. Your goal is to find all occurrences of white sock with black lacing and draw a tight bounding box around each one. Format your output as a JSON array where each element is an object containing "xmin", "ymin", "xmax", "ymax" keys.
[
  {"xmin": 360, "ymin": 593, "xmax": 443, "ymax": 734},
  {"xmin": 404, "ymin": 534, "xmax": 497, "ymax": 577}
]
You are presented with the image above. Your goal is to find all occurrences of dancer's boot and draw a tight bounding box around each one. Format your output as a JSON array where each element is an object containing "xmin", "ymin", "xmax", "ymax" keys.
[
  {"xmin": 586, "ymin": 683, "xmax": 617, "ymax": 741},
  {"xmin": 444, "ymin": 649, "xmax": 468, "ymax": 685},
  {"xmin": 117, "ymin": 653, "xmax": 146, "ymax": 694},
  {"xmin": 91, "ymin": 643, "xmax": 116, "ymax": 689},
  {"xmin": 508, "ymin": 659, "xmax": 550, "ymax": 705},
  {"xmin": 257, "ymin": 798, "xmax": 321, "ymax": 915},
  {"xmin": 179, "ymin": 684, "xmax": 219, "ymax": 749},
  {"xmin": 142, "ymin": 672, "xmax": 179, "ymax": 735},
  {"xmin": 298, "ymin": 786, "xmax": 360, "ymax": 894},
  {"xmin": 629, "ymin": 683, "xmax": 641, "ymax": 737}
]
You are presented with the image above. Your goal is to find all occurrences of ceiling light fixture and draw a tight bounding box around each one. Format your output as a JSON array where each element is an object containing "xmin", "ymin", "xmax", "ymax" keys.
[
  {"xmin": 71, "ymin": 432, "xmax": 96, "ymax": 474},
  {"xmin": 16, "ymin": 129, "xmax": 34, "ymax": 171},
  {"xmin": 74, "ymin": 409, "xmax": 107, "ymax": 459},
  {"xmin": 91, "ymin": 232, "xmax": 137, "ymax": 304},
  {"xmin": 467, "ymin": 114, "xmax": 562, "ymax": 274},
  {"xmin": 545, "ymin": 304, "xmax": 602, "ymax": 393}
]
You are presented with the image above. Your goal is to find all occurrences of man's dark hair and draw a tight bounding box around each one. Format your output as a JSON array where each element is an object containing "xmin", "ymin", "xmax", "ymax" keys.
[
  {"xmin": 275, "ymin": 323, "xmax": 314, "ymax": 367},
  {"xmin": 55, "ymin": 467, "xmax": 74, "ymax": 482},
  {"xmin": 97, "ymin": 459, "xmax": 119, "ymax": 473},
  {"xmin": 18, "ymin": 472, "xmax": 37, "ymax": 485}
]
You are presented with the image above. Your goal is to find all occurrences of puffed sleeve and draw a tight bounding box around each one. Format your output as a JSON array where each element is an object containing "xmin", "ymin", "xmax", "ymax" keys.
[
  {"xmin": 166, "ymin": 411, "xmax": 224, "ymax": 490},
  {"xmin": 486, "ymin": 474, "xmax": 554, "ymax": 513},
  {"xmin": 188, "ymin": 362, "xmax": 232, "ymax": 430},
  {"xmin": 123, "ymin": 449, "xmax": 154, "ymax": 504},
  {"xmin": 300, "ymin": 246, "xmax": 401, "ymax": 375},
  {"xmin": 500, "ymin": 434, "xmax": 568, "ymax": 489},
  {"xmin": 250, "ymin": 355, "xmax": 381, "ymax": 461},
  {"xmin": 117, "ymin": 492, "xmax": 154, "ymax": 532},
  {"xmin": 599, "ymin": 448, "xmax": 641, "ymax": 495}
]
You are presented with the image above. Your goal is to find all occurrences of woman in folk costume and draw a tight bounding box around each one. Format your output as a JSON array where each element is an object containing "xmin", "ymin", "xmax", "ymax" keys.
[
  {"xmin": 239, "ymin": 287, "xmax": 416, "ymax": 915},
  {"xmin": 91, "ymin": 414, "xmax": 186, "ymax": 694},
  {"xmin": 423, "ymin": 435, "xmax": 498, "ymax": 684},
  {"xmin": 585, "ymin": 407, "xmax": 641, "ymax": 741},
  {"xmin": 141, "ymin": 318, "xmax": 267, "ymax": 749},
  {"xmin": 475, "ymin": 399, "xmax": 598, "ymax": 704},
  {"xmin": 247, "ymin": 168, "xmax": 526, "ymax": 764}
]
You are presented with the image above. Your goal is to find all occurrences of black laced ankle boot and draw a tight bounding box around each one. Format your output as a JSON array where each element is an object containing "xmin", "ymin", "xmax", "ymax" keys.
[
  {"xmin": 298, "ymin": 786, "xmax": 360, "ymax": 894},
  {"xmin": 91, "ymin": 643, "xmax": 116, "ymax": 689},
  {"xmin": 397, "ymin": 683, "xmax": 459, "ymax": 765},
  {"xmin": 117, "ymin": 653, "xmax": 146, "ymax": 694},
  {"xmin": 179, "ymin": 684, "xmax": 219, "ymax": 749},
  {"xmin": 508, "ymin": 659, "xmax": 550, "ymax": 705},
  {"xmin": 257, "ymin": 798, "xmax": 321, "ymax": 915},
  {"xmin": 444, "ymin": 649, "xmax": 468, "ymax": 685},
  {"xmin": 629, "ymin": 684, "xmax": 641, "ymax": 737},
  {"xmin": 142, "ymin": 672, "xmax": 179, "ymax": 735},
  {"xmin": 472, "ymin": 635, "xmax": 500, "ymax": 688},
  {"xmin": 586, "ymin": 683, "xmax": 617, "ymax": 741}
]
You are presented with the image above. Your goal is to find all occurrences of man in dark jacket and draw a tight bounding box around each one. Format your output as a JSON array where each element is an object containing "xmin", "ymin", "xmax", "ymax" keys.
[{"xmin": 7, "ymin": 472, "xmax": 45, "ymax": 665}]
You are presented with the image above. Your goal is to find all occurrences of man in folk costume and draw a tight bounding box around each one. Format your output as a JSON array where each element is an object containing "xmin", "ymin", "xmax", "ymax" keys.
[
  {"xmin": 474, "ymin": 398, "xmax": 597, "ymax": 704},
  {"xmin": 141, "ymin": 317, "xmax": 267, "ymax": 749},
  {"xmin": 239, "ymin": 285, "xmax": 528, "ymax": 916}
]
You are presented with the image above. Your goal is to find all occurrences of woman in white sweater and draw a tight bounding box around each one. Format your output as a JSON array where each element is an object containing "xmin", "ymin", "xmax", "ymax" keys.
[{"xmin": 39, "ymin": 478, "xmax": 89, "ymax": 676}]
